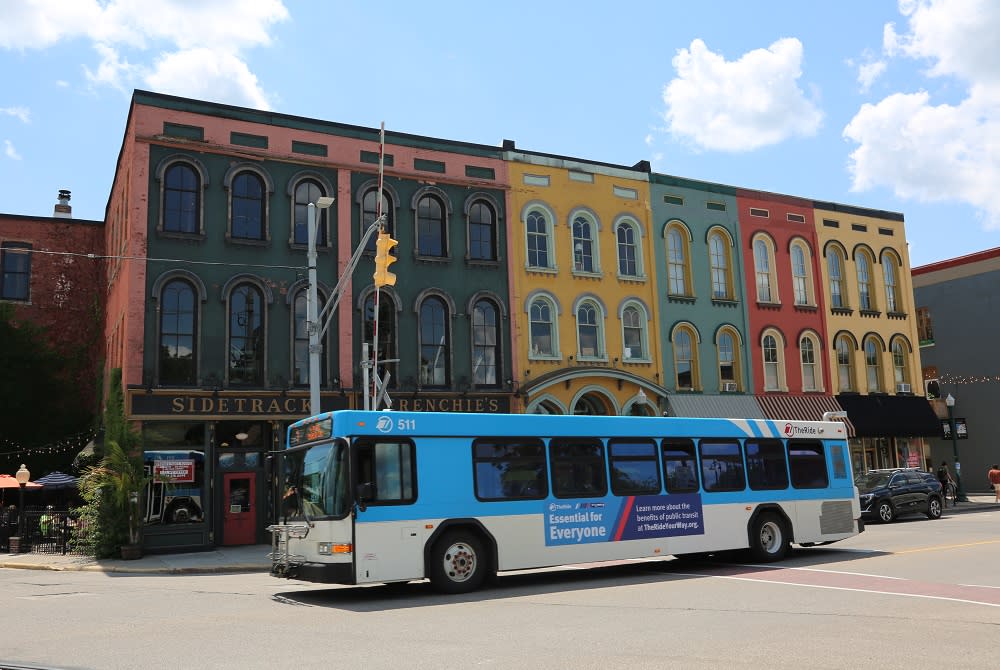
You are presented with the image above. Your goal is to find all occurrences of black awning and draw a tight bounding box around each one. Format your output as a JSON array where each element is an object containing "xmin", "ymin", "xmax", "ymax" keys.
[{"xmin": 835, "ymin": 394, "xmax": 941, "ymax": 437}]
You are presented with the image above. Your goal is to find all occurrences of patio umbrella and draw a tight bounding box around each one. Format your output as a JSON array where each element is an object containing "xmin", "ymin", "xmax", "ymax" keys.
[
  {"xmin": 0, "ymin": 474, "xmax": 42, "ymax": 489},
  {"xmin": 34, "ymin": 471, "xmax": 78, "ymax": 490}
]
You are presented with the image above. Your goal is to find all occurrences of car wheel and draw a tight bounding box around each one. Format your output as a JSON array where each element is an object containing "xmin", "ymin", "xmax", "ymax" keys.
[
  {"xmin": 926, "ymin": 495, "xmax": 943, "ymax": 519},
  {"xmin": 877, "ymin": 500, "xmax": 895, "ymax": 523},
  {"xmin": 748, "ymin": 513, "xmax": 788, "ymax": 562},
  {"xmin": 429, "ymin": 531, "xmax": 488, "ymax": 594}
]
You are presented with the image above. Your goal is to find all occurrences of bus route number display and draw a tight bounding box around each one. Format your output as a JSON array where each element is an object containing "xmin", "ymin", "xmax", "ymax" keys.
[{"xmin": 545, "ymin": 494, "xmax": 704, "ymax": 546}]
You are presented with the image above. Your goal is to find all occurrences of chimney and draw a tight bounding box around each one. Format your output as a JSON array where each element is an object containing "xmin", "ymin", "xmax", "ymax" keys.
[{"xmin": 54, "ymin": 189, "xmax": 72, "ymax": 218}]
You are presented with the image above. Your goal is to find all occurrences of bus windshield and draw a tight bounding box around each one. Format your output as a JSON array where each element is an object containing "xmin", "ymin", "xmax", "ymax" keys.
[{"xmin": 283, "ymin": 440, "xmax": 350, "ymax": 519}]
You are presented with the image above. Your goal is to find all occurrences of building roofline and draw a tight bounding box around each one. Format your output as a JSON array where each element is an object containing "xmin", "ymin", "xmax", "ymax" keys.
[
  {"xmin": 0, "ymin": 212, "xmax": 104, "ymax": 226},
  {"xmin": 912, "ymin": 246, "xmax": 1000, "ymax": 275}
]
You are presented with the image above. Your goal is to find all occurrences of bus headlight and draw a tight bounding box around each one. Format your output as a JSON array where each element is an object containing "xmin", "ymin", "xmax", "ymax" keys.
[{"xmin": 317, "ymin": 542, "xmax": 353, "ymax": 555}]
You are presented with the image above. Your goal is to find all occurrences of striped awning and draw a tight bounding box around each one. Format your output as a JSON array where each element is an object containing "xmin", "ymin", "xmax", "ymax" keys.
[{"xmin": 755, "ymin": 394, "xmax": 856, "ymax": 437}]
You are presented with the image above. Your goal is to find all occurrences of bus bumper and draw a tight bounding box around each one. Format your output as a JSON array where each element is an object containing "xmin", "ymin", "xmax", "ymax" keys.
[{"xmin": 272, "ymin": 560, "xmax": 354, "ymax": 584}]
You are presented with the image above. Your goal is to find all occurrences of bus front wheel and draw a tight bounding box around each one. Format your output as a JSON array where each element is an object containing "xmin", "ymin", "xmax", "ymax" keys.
[
  {"xmin": 429, "ymin": 531, "xmax": 487, "ymax": 594},
  {"xmin": 748, "ymin": 513, "xmax": 789, "ymax": 562}
]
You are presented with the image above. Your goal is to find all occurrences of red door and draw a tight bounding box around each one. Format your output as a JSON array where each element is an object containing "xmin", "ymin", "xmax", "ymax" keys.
[{"xmin": 222, "ymin": 473, "xmax": 256, "ymax": 545}]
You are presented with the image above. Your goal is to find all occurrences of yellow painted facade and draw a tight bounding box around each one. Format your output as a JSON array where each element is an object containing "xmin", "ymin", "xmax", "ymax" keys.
[
  {"xmin": 505, "ymin": 155, "xmax": 665, "ymax": 415},
  {"xmin": 813, "ymin": 207, "xmax": 924, "ymax": 396}
]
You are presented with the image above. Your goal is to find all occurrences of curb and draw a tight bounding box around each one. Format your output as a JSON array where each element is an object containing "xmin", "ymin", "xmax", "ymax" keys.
[{"xmin": 1, "ymin": 561, "xmax": 269, "ymax": 574}]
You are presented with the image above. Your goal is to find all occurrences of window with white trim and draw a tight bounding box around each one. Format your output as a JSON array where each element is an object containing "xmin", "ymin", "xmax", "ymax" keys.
[{"xmin": 526, "ymin": 209, "xmax": 552, "ymax": 269}]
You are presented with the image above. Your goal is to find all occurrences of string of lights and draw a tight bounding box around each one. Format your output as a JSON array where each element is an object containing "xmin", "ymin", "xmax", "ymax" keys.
[
  {"xmin": 26, "ymin": 247, "xmax": 306, "ymax": 271},
  {"xmin": 937, "ymin": 374, "xmax": 1000, "ymax": 385},
  {"xmin": 0, "ymin": 428, "xmax": 98, "ymax": 463}
]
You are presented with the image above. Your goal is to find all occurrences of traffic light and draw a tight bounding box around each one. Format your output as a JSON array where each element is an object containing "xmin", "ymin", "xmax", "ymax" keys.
[{"xmin": 373, "ymin": 232, "xmax": 398, "ymax": 287}]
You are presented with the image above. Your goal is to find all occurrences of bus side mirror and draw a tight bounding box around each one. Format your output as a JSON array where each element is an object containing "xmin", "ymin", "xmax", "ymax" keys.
[{"xmin": 355, "ymin": 482, "xmax": 375, "ymax": 512}]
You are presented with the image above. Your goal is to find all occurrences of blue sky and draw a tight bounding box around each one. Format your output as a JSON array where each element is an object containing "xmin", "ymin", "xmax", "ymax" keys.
[{"xmin": 1, "ymin": 0, "xmax": 997, "ymax": 267}]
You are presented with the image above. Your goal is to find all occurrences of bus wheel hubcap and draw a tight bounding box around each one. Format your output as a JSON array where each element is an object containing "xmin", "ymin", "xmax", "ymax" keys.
[{"xmin": 443, "ymin": 542, "xmax": 476, "ymax": 582}]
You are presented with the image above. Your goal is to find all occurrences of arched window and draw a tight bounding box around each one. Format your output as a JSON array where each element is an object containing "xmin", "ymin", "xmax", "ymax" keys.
[
  {"xmin": 292, "ymin": 179, "xmax": 328, "ymax": 246},
  {"xmin": 857, "ymin": 250, "xmax": 876, "ymax": 311},
  {"xmin": 761, "ymin": 330, "xmax": 785, "ymax": 391},
  {"xmin": 231, "ymin": 172, "xmax": 266, "ymax": 240},
  {"xmin": 526, "ymin": 209, "xmax": 552, "ymax": 269},
  {"xmin": 666, "ymin": 225, "xmax": 691, "ymax": 295},
  {"xmin": 469, "ymin": 201, "xmax": 497, "ymax": 261},
  {"xmin": 836, "ymin": 335, "xmax": 855, "ymax": 392},
  {"xmin": 616, "ymin": 220, "xmax": 639, "ymax": 277},
  {"xmin": 228, "ymin": 284, "xmax": 264, "ymax": 385},
  {"xmin": 164, "ymin": 163, "xmax": 199, "ymax": 234},
  {"xmin": 828, "ymin": 246, "xmax": 847, "ymax": 308},
  {"xmin": 364, "ymin": 291, "xmax": 397, "ymax": 387},
  {"xmin": 799, "ymin": 333, "xmax": 821, "ymax": 392},
  {"xmin": 576, "ymin": 300, "xmax": 604, "ymax": 360},
  {"xmin": 417, "ymin": 194, "xmax": 446, "ymax": 257},
  {"xmin": 754, "ymin": 237, "xmax": 778, "ymax": 303},
  {"xmin": 891, "ymin": 338, "xmax": 911, "ymax": 390},
  {"xmin": 717, "ymin": 329, "xmax": 739, "ymax": 390},
  {"xmin": 362, "ymin": 188, "xmax": 393, "ymax": 253},
  {"xmin": 790, "ymin": 241, "xmax": 814, "ymax": 306},
  {"xmin": 292, "ymin": 289, "xmax": 328, "ymax": 387},
  {"xmin": 673, "ymin": 325, "xmax": 699, "ymax": 390},
  {"xmin": 572, "ymin": 215, "xmax": 596, "ymax": 273},
  {"xmin": 159, "ymin": 279, "xmax": 197, "ymax": 385},
  {"xmin": 529, "ymin": 296, "xmax": 557, "ymax": 357},
  {"xmin": 419, "ymin": 296, "xmax": 449, "ymax": 386},
  {"xmin": 472, "ymin": 299, "xmax": 499, "ymax": 386},
  {"xmin": 621, "ymin": 303, "xmax": 647, "ymax": 361},
  {"xmin": 882, "ymin": 252, "xmax": 901, "ymax": 313},
  {"xmin": 708, "ymin": 230, "xmax": 733, "ymax": 300},
  {"xmin": 864, "ymin": 337, "xmax": 883, "ymax": 392}
]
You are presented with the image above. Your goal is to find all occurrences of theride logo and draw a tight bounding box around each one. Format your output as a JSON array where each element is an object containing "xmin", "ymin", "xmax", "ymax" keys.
[
  {"xmin": 783, "ymin": 423, "xmax": 794, "ymax": 437},
  {"xmin": 376, "ymin": 416, "xmax": 393, "ymax": 433}
]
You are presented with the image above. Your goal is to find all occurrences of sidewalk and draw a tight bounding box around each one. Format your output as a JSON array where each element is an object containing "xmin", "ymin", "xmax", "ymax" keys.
[
  {"xmin": 0, "ymin": 543, "xmax": 271, "ymax": 574},
  {"xmin": 3, "ymin": 494, "xmax": 997, "ymax": 574}
]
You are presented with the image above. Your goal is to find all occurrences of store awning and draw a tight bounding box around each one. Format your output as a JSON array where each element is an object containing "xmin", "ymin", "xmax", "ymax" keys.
[
  {"xmin": 755, "ymin": 394, "xmax": 856, "ymax": 437},
  {"xmin": 665, "ymin": 394, "xmax": 766, "ymax": 419},
  {"xmin": 835, "ymin": 394, "xmax": 941, "ymax": 437}
]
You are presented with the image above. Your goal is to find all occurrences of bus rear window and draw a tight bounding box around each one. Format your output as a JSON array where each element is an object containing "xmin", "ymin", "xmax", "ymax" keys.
[
  {"xmin": 745, "ymin": 439, "xmax": 789, "ymax": 490},
  {"xmin": 662, "ymin": 438, "xmax": 698, "ymax": 493},
  {"xmin": 699, "ymin": 439, "xmax": 746, "ymax": 492},
  {"xmin": 608, "ymin": 438, "xmax": 661, "ymax": 496},
  {"xmin": 473, "ymin": 438, "xmax": 547, "ymax": 500},
  {"xmin": 789, "ymin": 440, "xmax": 828, "ymax": 489},
  {"xmin": 549, "ymin": 438, "xmax": 607, "ymax": 498}
]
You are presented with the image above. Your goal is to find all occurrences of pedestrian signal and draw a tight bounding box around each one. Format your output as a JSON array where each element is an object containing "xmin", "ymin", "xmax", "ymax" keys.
[{"xmin": 373, "ymin": 232, "xmax": 398, "ymax": 287}]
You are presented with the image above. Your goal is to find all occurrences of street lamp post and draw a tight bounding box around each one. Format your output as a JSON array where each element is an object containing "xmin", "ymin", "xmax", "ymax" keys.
[
  {"xmin": 945, "ymin": 393, "xmax": 969, "ymax": 502},
  {"xmin": 14, "ymin": 463, "xmax": 30, "ymax": 551},
  {"xmin": 306, "ymin": 197, "xmax": 335, "ymax": 415}
]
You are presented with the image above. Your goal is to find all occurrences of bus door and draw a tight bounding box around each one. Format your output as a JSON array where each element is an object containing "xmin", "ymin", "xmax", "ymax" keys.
[
  {"xmin": 222, "ymin": 472, "xmax": 256, "ymax": 545},
  {"xmin": 352, "ymin": 438, "xmax": 422, "ymax": 583}
]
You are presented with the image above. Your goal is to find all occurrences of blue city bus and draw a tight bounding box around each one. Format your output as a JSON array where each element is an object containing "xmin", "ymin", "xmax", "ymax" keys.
[{"xmin": 267, "ymin": 410, "xmax": 861, "ymax": 593}]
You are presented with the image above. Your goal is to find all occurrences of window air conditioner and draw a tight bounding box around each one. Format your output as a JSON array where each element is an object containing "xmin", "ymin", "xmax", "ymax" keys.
[
  {"xmin": 722, "ymin": 382, "xmax": 738, "ymax": 392},
  {"xmin": 896, "ymin": 382, "xmax": 912, "ymax": 394}
]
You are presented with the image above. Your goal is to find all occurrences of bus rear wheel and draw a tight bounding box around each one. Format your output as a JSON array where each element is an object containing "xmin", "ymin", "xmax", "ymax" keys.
[
  {"xmin": 748, "ymin": 513, "xmax": 788, "ymax": 562},
  {"xmin": 430, "ymin": 531, "xmax": 487, "ymax": 594}
]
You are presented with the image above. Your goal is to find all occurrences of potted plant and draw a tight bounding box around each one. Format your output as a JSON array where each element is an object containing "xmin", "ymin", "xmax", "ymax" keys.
[{"xmin": 79, "ymin": 439, "xmax": 150, "ymax": 560}]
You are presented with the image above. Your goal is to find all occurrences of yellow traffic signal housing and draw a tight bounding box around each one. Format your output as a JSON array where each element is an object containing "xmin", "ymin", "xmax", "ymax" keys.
[{"xmin": 373, "ymin": 232, "xmax": 399, "ymax": 287}]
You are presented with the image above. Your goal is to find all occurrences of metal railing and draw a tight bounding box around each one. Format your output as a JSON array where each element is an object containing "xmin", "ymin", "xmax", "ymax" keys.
[{"xmin": 0, "ymin": 509, "xmax": 91, "ymax": 555}]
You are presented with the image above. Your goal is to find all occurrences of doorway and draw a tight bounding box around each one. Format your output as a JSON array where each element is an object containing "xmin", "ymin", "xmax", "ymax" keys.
[{"xmin": 222, "ymin": 472, "xmax": 255, "ymax": 545}]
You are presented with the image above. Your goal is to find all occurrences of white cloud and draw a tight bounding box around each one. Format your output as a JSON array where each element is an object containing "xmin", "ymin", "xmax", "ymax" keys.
[
  {"xmin": 0, "ymin": 0, "xmax": 288, "ymax": 109},
  {"xmin": 145, "ymin": 48, "xmax": 271, "ymax": 110},
  {"xmin": 662, "ymin": 38, "xmax": 823, "ymax": 152},
  {"xmin": 1, "ymin": 106, "xmax": 31, "ymax": 123},
  {"xmin": 857, "ymin": 60, "xmax": 887, "ymax": 92},
  {"xmin": 845, "ymin": 0, "xmax": 1000, "ymax": 228},
  {"xmin": 5, "ymin": 139, "xmax": 21, "ymax": 160}
]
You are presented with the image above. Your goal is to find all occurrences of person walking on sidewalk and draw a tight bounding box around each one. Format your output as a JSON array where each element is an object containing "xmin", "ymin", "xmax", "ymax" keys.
[
  {"xmin": 938, "ymin": 461, "xmax": 955, "ymax": 506},
  {"xmin": 988, "ymin": 464, "xmax": 1000, "ymax": 503}
]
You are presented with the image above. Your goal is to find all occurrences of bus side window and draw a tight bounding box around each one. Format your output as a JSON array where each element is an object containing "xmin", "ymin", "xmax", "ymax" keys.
[
  {"xmin": 549, "ymin": 437, "xmax": 608, "ymax": 498},
  {"xmin": 662, "ymin": 438, "xmax": 698, "ymax": 493},
  {"xmin": 472, "ymin": 438, "xmax": 548, "ymax": 501},
  {"xmin": 698, "ymin": 439, "xmax": 746, "ymax": 492},
  {"xmin": 355, "ymin": 440, "xmax": 417, "ymax": 504},
  {"xmin": 788, "ymin": 440, "xmax": 828, "ymax": 489},
  {"xmin": 608, "ymin": 438, "xmax": 660, "ymax": 496},
  {"xmin": 745, "ymin": 439, "xmax": 789, "ymax": 491}
]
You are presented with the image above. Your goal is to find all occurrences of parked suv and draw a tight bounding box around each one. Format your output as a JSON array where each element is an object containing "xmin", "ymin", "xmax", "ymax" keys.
[{"xmin": 856, "ymin": 468, "xmax": 943, "ymax": 523}]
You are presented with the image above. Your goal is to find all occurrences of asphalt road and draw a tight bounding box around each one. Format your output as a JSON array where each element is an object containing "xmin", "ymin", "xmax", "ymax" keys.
[{"xmin": 2, "ymin": 509, "xmax": 998, "ymax": 670}]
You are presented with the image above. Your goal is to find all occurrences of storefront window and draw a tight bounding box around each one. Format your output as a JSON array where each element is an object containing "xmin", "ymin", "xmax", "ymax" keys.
[{"xmin": 142, "ymin": 422, "xmax": 206, "ymax": 526}]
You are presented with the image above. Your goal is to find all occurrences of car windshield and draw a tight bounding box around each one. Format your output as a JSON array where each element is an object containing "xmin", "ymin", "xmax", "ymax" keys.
[{"xmin": 856, "ymin": 472, "xmax": 891, "ymax": 491}]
